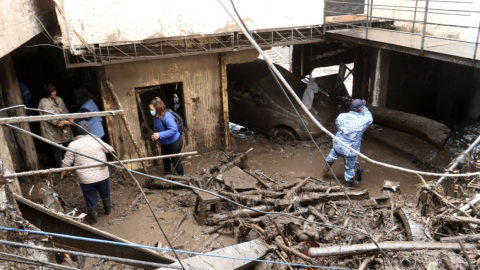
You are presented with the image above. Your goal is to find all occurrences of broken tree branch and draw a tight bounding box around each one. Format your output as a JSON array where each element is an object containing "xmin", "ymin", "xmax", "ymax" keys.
[
  {"xmin": 106, "ymin": 80, "xmax": 149, "ymax": 173},
  {"xmin": 275, "ymin": 237, "xmax": 313, "ymax": 263},
  {"xmin": 435, "ymin": 215, "xmax": 480, "ymax": 225},
  {"xmin": 275, "ymin": 188, "xmax": 369, "ymax": 207},
  {"xmin": 307, "ymin": 241, "xmax": 475, "ymax": 257},
  {"xmin": 358, "ymin": 255, "xmax": 376, "ymax": 270},
  {"xmin": 393, "ymin": 208, "xmax": 413, "ymax": 241},
  {"xmin": 244, "ymin": 170, "xmax": 271, "ymax": 189},
  {"xmin": 205, "ymin": 205, "xmax": 274, "ymax": 225},
  {"xmin": 174, "ymin": 213, "xmax": 188, "ymax": 236},
  {"xmin": 458, "ymin": 240, "xmax": 473, "ymax": 270},
  {"xmin": 440, "ymin": 233, "xmax": 480, "ymax": 243},
  {"xmin": 440, "ymin": 254, "xmax": 455, "ymax": 270}
]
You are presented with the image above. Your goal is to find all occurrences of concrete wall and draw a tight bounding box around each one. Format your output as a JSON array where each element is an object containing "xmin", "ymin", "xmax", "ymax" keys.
[
  {"xmin": 101, "ymin": 50, "xmax": 258, "ymax": 168},
  {"xmin": 371, "ymin": 0, "xmax": 480, "ymax": 42},
  {"xmin": 55, "ymin": 0, "xmax": 324, "ymax": 50},
  {"xmin": 0, "ymin": 0, "xmax": 53, "ymax": 58}
]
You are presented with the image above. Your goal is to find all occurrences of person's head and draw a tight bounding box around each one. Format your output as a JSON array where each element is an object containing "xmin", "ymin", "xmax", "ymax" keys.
[
  {"xmin": 350, "ymin": 99, "xmax": 366, "ymax": 112},
  {"xmin": 149, "ymin": 97, "xmax": 167, "ymax": 119},
  {"xmin": 77, "ymin": 121, "xmax": 91, "ymax": 136},
  {"xmin": 42, "ymin": 83, "xmax": 57, "ymax": 99},
  {"xmin": 74, "ymin": 87, "xmax": 94, "ymax": 106}
]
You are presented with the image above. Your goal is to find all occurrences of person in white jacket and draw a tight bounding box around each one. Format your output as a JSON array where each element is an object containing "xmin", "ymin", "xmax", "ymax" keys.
[
  {"xmin": 325, "ymin": 99, "xmax": 373, "ymax": 186},
  {"xmin": 61, "ymin": 121, "xmax": 114, "ymax": 224}
]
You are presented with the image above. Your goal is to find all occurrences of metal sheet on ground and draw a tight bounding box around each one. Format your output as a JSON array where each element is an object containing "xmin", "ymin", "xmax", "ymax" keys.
[{"xmin": 223, "ymin": 166, "xmax": 257, "ymax": 190}]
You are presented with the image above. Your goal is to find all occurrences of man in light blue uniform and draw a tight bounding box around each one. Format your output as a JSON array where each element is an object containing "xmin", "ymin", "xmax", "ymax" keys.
[{"xmin": 325, "ymin": 99, "xmax": 373, "ymax": 186}]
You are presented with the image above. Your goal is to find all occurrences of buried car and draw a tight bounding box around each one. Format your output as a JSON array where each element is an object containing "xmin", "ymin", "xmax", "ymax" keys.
[{"xmin": 227, "ymin": 59, "xmax": 339, "ymax": 140}]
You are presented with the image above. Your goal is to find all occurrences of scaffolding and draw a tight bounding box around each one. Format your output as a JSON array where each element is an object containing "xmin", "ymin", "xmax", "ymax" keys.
[{"xmin": 324, "ymin": 0, "xmax": 480, "ymax": 67}]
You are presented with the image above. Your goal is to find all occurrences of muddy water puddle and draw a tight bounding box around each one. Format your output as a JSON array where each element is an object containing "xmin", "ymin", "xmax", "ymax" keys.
[{"xmin": 20, "ymin": 123, "xmax": 468, "ymax": 260}]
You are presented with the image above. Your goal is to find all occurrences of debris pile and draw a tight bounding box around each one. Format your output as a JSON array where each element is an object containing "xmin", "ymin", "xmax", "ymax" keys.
[{"xmin": 143, "ymin": 150, "xmax": 480, "ymax": 269}]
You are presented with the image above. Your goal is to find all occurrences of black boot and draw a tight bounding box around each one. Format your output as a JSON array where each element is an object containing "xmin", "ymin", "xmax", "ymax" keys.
[
  {"xmin": 87, "ymin": 206, "xmax": 97, "ymax": 225},
  {"xmin": 102, "ymin": 197, "xmax": 111, "ymax": 215},
  {"xmin": 323, "ymin": 161, "xmax": 333, "ymax": 175}
]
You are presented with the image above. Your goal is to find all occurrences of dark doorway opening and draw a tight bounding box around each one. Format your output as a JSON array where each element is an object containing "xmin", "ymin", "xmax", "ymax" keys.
[{"xmin": 135, "ymin": 82, "xmax": 186, "ymax": 131}]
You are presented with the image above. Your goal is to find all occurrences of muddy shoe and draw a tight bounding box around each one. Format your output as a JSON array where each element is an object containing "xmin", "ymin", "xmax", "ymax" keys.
[
  {"xmin": 102, "ymin": 197, "xmax": 111, "ymax": 215},
  {"xmin": 345, "ymin": 181, "xmax": 353, "ymax": 187},
  {"xmin": 323, "ymin": 162, "xmax": 333, "ymax": 176},
  {"xmin": 87, "ymin": 206, "xmax": 98, "ymax": 225}
]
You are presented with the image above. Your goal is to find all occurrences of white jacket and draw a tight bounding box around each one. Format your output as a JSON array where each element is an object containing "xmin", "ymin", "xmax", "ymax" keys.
[{"xmin": 62, "ymin": 135, "xmax": 114, "ymax": 184}]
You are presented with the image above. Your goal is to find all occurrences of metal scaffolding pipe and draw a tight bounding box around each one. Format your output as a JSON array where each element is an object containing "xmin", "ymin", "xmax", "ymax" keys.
[
  {"xmin": 437, "ymin": 134, "xmax": 480, "ymax": 184},
  {"xmin": 4, "ymin": 151, "xmax": 198, "ymax": 178},
  {"xmin": 0, "ymin": 110, "xmax": 124, "ymax": 125},
  {"xmin": 0, "ymin": 239, "xmax": 186, "ymax": 270}
]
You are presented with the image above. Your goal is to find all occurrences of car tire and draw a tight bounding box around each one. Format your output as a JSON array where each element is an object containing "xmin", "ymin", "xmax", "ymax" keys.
[{"xmin": 272, "ymin": 127, "xmax": 298, "ymax": 141}]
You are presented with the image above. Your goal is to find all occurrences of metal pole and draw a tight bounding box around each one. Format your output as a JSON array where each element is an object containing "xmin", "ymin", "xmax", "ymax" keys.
[
  {"xmin": 472, "ymin": 19, "xmax": 480, "ymax": 61},
  {"xmin": 4, "ymin": 151, "xmax": 198, "ymax": 178},
  {"xmin": 0, "ymin": 251, "xmax": 79, "ymax": 270},
  {"xmin": 420, "ymin": 0, "xmax": 430, "ymax": 53},
  {"xmin": 323, "ymin": 0, "xmax": 327, "ymax": 35},
  {"xmin": 365, "ymin": 0, "xmax": 371, "ymax": 40},
  {"xmin": 0, "ymin": 110, "xmax": 124, "ymax": 125},
  {"xmin": 412, "ymin": 0, "xmax": 419, "ymax": 33},
  {"xmin": 0, "ymin": 239, "xmax": 186, "ymax": 270},
  {"xmin": 437, "ymin": 134, "xmax": 480, "ymax": 184}
]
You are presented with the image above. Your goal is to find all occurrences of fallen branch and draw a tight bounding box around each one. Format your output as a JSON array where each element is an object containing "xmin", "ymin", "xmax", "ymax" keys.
[
  {"xmin": 435, "ymin": 215, "xmax": 480, "ymax": 225},
  {"xmin": 241, "ymin": 189, "xmax": 285, "ymax": 198},
  {"xmin": 285, "ymin": 177, "xmax": 310, "ymax": 198},
  {"xmin": 275, "ymin": 237, "xmax": 313, "ymax": 263},
  {"xmin": 170, "ymin": 229, "xmax": 184, "ymax": 245},
  {"xmin": 244, "ymin": 170, "xmax": 271, "ymax": 189},
  {"xmin": 144, "ymin": 179, "xmax": 190, "ymax": 189},
  {"xmin": 217, "ymin": 148, "xmax": 253, "ymax": 174},
  {"xmin": 458, "ymin": 240, "xmax": 473, "ymax": 270},
  {"xmin": 393, "ymin": 208, "xmax": 413, "ymax": 241},
  {"xmin": 205, "ymin": 205, "xmax": 274, "ymax": 225},
  {"xmin": 440, "ymin": 233, "xmax": 480, "ymax": 243},
  {"xmin": 275, "ymin": 188, "xmax": 369, "ymax": 207},
  {"xmin": 174, "ymin": 212, "xmax": 188, "ymax": 236},
  {"xmin": 303, "ymin": 185, "xmax": 342, "ymax": 192},
  {"xmin": 358, "ymin": 255, "xmax": 376, "ymax": 270},
  {"xmin": 218, "ymin": 191, "xmax": 262, "ymax": 202},
  {"xmin": 195, "ymin": 234, "xmax": 220, "ymax": 253},
  {"xmin": 307, "ymin": 241, "xmax": 475, "ymax": 257},
  {"xmin": 440, "ymin": 254, "xmax": 455, "ymax": 270},
  {"xmin": 308, "ymin": 205, "xmax": 330, "ymax": 224},
  {"xmin": 273, "ymin": 220, "xmax": 290, "ymax": 247}
]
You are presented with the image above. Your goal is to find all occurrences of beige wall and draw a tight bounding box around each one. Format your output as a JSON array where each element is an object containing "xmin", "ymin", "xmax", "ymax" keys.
[
  {"xmin": 102, "ymin": 50, "xmax": 258, "ymax": 168},
  {"xmin": 0, "ymin": 0, "xmax": 53, "ymax": 58},
  {"xmin": 55, "ymin": 0, "xmax": 324, "ymax": 51}
]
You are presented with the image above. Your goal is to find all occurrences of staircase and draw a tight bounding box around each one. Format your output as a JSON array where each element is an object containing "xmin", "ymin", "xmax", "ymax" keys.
[{"xmin": 261, "ymin": 47, "xmax": 291, "ymax": 70}]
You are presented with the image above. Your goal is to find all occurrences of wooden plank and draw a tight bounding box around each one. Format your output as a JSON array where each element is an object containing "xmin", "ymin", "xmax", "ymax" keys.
[
  {"xmin": 0, "ymin": 54, "xmax": 39, "ymax": 171},
  {"xmin": 219, "ymin": 53, "xmax": 231, "ymax": 150},
  {"xmin": 96, "ymin": 67, "xmax": 117, "ymax": 151},
  {"xmin": 0, "ymin": 110, "xmax": 124, "ymax": 125}
]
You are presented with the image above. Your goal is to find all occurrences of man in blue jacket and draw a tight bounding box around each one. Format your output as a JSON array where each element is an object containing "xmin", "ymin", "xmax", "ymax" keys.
[{"xmin": 325, "ymin": 99, "xmax": 373, "ymax": 186}]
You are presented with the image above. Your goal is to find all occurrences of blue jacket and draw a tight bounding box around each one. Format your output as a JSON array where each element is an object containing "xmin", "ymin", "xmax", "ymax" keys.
[
  {"xmin": 153, "ymin": 112, "xmax": 180, "ymax": 145},
  {"xmin": 332, "ymin": 106, "xmax": 373, "ymax": 157},
  {"xmin": 79, "ymin": 99, "xmax": 104, "ymax": 138}
]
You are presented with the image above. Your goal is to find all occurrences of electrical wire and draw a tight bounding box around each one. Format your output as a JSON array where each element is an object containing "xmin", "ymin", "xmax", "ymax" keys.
[
  {"xmin": 0, "ymin": 251, "xmax": 79, "ymax": 270},
  {"xmin": 0, "ymin": 227, "xmax": 355, "ymax": 270},
  {"xmin": 24, "ymin": 106, "xmax": 187, "ymax": 270},
  {"xmin": 224, "ymin": 1, "xmax": 402, "ymax": 269},
  {"xmin": 0, "ymin": 239, "xmax": 189, "ymax": 270}
]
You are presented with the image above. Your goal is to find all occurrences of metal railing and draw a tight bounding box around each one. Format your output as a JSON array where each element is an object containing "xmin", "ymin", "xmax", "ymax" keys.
[{"xmin": 324, "ymin": 0, "xmax": 480, "ymax": 61}]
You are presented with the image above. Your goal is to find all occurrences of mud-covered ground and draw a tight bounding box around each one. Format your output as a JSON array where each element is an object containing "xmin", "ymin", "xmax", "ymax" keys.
[{"xmin": 18, "ymin": 123, "xmax": 465, "ymax": 265}]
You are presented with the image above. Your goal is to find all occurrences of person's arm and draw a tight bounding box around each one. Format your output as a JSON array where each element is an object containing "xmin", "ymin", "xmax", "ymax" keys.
[
  {"xmin": 73, "ymin": 108, "xmax": 91, "ymax": 124},
  {"xmin": 158, "ymin": 115, "xmax": 178, "ymax": 140},
  {"xmin": 362, "ymin": 106, "xmax": 373, "ymax": 126},
  {"xmin": 100, "ymin": 141, "xmax": 115, "ymax": 154}
]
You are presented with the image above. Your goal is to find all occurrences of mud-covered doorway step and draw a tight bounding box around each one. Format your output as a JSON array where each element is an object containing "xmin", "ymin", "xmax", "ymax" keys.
[{"xmin": 135, "ymin": 82, "xmax": 187, "ymax": 164}]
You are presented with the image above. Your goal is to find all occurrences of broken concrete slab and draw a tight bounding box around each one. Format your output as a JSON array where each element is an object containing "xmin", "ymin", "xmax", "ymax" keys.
[
  {"xmin": 159, "ymin": 239, "xmax": 270, "ymax": 270},
  {"xmin": 223, "ymin": 166, "xmax": 257, "ymax": 190}
]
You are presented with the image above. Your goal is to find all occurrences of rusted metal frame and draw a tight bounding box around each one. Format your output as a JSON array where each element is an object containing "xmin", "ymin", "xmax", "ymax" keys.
[
  {"xmin": 184, "ymin": 38, "xmax": 188, "ymax": 53},
  {"xmin": 134, "ymin": 43, "xmax": 137, "ymax": 58},
  {"xmin": 212, "ymin": 36, "xmax": 229, "ymax": 48},
  {"xmin": 420, "ymin": 0, "xmax": 430, "ymax": 53},
  {"xmin": 112, "ymin": 46, "xmax": 133, "ymax": 59},
  {"xmin": 274, "ymin": 31, "xmax": 288, "ymax": 43},
  {"xmin": 189, "ymin": 39, "xmax": 207, "ymax": 51},
  {"xmin": 164, "ymin": 41, "xmax": 184, "ymax": 54},
  {"xmin": 98, "ymin": 46, "xmax": 104, "ymax": 65},
  {"xmin": 253, "ymin": 32, "xmax": 270, "ymax": 47},
  {"xmin": 160, "ymin": 41, "xmax": 163, "ymax": 55},
  {"xmin": 365, "ymin": 0, "xmax": 371, "ymax": 40},
  {"xmin": 295, "ymin": 29, "xmax": 307, "ymax": 41},
  {"xmin": 208, "ymin": 37, "xmax": 211, "ymax": 51},
  {"xmin": 5, "ymin": 152, "xmax": 198, "ymax": 178},
  {"xmin": 473, "ymin": 20, "xmax": 480, "ymax": 61},
  {"xmin": 323, "ymin": 1, "xmax": 327, "ymax": 35},
  {"xmin": 139, "ymin": 43, "xmax": 160, "ymax": 56},
  {"xmin": 106, "ymin": 46, "xmax": 110, "ymax": 62},
  {"xmin": 412, "ymin": 0, "xmax": 419, "ymax": 33},
  {"xmin": 0, "ymin": 110, "xmax": 124, "ymax": 125}
]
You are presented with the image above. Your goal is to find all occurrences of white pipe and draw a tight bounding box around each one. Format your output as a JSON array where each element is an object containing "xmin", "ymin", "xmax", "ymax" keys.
[
  {"xmin": 216, "ymin": 0, "xmax": 480, "ymax": 179},
  {"xmin": 460, "ymin": 194, "xmax": 480, "ymax": 212}
]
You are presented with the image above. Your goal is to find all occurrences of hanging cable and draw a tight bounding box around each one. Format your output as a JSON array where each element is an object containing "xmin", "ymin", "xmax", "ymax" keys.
[
  {"xmin": 0, "ymin": 227, "xmax": 354, "ymax": 270},
  {"xmin": 221, "ymin": 1, "xmax": 402, "ymax": 269},
  {"xmin": 0, "ymin": 251, "xmax": 79, "ymax": 270},
  {"xmin": 22, "ymin": 106, "xmax": 187, "ymax": 270}
]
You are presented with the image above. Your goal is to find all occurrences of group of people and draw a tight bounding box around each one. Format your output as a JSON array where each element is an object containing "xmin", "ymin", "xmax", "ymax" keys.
[{"xmin": 38, "ymin": 83, "xmax": 184, "ymax": 224}]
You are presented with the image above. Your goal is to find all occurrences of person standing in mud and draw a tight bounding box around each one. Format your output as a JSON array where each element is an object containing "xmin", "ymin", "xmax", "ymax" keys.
[
  {"xmin": 38, "ymin": 83, "xmax": 74, "ymax": 167},
  {"xmin": 149, "ymin": 97, "xmax": 185, "ymax": 176},
  {"xmin": 61, "ymin": 121, "xmax": 114, "ymax": 224},
  {"xmin": 325, "ymin": 99, "xmax": 373, "ymax": 187}
]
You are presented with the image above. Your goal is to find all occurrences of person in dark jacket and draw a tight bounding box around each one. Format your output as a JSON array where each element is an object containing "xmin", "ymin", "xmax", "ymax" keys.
[{"xmin": 150, "ymin": 97, "xmax": 185, "ymax": 176}]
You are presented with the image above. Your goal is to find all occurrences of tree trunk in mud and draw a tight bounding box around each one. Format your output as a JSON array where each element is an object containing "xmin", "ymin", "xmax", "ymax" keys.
[
  {"xmin": 369, "ymin": 107, "xmax": 451, "ymax": 149},
  {"xmin": 205, "ymin": 205, "xmax": 274, "ymax": 225},
  {"xmin": 274, "ymin": 188, "xmax": 369, "ymax": 207}
]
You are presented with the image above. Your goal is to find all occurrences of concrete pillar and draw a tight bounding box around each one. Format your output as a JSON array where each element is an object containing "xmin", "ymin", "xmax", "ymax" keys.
[
  {"xmin": 0, "ymin": 54, "xmax": 39, "ymax": 172},
  {"xmin": 367, "ymin": 48, "xmax": 390, "ymax": 108},
  {"xmin": 352, "ymin": 46, "xmax": 369, "ymax": 99},
  {"xmin": 219, "ymin": 53, "xmax": 231, "ymax": 150}
]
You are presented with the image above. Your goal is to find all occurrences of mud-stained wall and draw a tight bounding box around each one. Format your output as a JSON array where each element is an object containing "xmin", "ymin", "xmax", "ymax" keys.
[
  {"xmin": 102, "ymin": 50, "xmax": 258, "ymax": 168},
  {"xmin": 55, "ymin": 0, "xmax": 324, "ymax": 48},
  {"xmin": 0, "ymin": 0, "xmax": 53, "ymax": 58}
]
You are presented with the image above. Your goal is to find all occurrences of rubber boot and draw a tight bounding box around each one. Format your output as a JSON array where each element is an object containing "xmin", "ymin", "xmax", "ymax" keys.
[
  {"xmin": 323, "ymin": 161, "xmax": 333, "ymax": 176},
  {"xmin": 102, "ymin": 197, "xmax": 111, "ymax": 215},
  {"xmin": 87, "ymin": 206, "xmax": 97, "ymax": 225}
]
